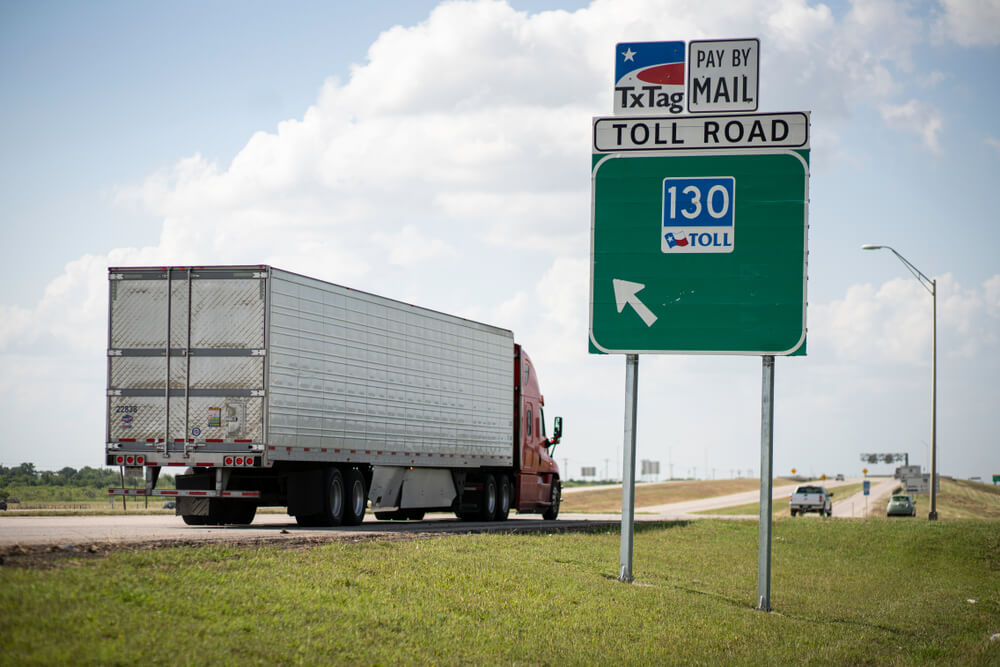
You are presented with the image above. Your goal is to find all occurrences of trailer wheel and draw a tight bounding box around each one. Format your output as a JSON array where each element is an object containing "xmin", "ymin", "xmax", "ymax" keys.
[
  {"xmin": 223, "ymin": 501, "xmax": 257, "ymax": 525},
  {"xmin": 321, "ymin": 467, "xmax": 346, "ymax": 526},
  {"xmin": 541, "ymin": 480, "xmax": 561, "ymax": 521},
  {"xmin": 476, "ymin": 474, "xmax": 498, "ymax": 521},
  {"xmin": 343, "ymin": 467, "xmax": 367, "ymax": 526},
  {"xmin": 299, "ymin": 467, "xmax": 347, "ymax": 526},
  {"xmin": 182, "ymin": 514, "xmax": 209, "ymax": 526},
  {"xmin": 495, "ymin": 475, "xmax": 511, "ymax": 521}
]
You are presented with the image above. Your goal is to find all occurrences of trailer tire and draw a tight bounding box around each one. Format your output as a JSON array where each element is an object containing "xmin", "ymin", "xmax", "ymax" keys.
[
  {"xmin": 477, "ymin": 474, "xmax": 498, "ymax": 521},
  {"xmin": 496, "ymin": 474, "xmax": 511, "ymax": 521},
  {"xmin": 182, "ymin": 514, "xmax": 209, "ymax": 526},
  {"xmin": 541, "ymin": 480, "xmax": 561, "ymax": 521},
  {"xmin": 343, "ymin": 467, "xmax": 367, "ymax": 526},
  {"xmin": 320, "ymin": 467, "xmax": 346, "ymax": 526},
  {"xmin": 223, "ymin": 501, "xmax": 257, "ymax": 525}
]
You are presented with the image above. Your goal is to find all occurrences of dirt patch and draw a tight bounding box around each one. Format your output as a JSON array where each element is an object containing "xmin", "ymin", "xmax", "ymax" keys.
[{"xmin": 0, "ymin": 519, "xmax": 620, "ymax": 569}]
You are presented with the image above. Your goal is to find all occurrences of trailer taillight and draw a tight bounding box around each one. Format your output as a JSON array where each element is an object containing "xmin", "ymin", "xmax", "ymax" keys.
[
  {"xmin": 115, "ymin": 455, "xmax": 125, "ymax": 465},
  {"xmin": 136, "ymin": 455, "xmax": 145, "ymax": 465},
  {"xmin": 225, "ymin": 456, "xmax": 234, "ymax": 466}
]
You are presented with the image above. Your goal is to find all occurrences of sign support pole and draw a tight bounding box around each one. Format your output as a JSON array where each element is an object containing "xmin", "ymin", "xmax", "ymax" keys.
[
  {"xmin": 618, "ymin": 353, "xmax": 639, "ymax": 583},
  {"xmin": 757, "ymin": 355, "xmax": 775, "ymax": 611}
]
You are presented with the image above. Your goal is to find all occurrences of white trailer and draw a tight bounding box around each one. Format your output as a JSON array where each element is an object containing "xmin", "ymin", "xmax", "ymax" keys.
[{"xmin": 106, "ymin": 266, "xmax": 563, "ymax": 525}]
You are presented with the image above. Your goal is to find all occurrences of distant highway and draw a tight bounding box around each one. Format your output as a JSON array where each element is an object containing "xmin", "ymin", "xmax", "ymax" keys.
[{"xmin": 0, "ymin": 477, "xmax": 900, "ymax": 550}]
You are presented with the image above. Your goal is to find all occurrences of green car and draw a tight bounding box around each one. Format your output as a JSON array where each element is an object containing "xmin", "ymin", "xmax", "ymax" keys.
[{"xmin": 886, "ymin": 494, "xmax": 916, "ymax": 517}]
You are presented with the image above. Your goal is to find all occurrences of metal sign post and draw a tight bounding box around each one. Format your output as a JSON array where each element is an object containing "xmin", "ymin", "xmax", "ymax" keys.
[
  {"xmin": 757, "ymin": 355, "xmax": 775, "ymax": 611},
  {"xmin": 619, "ymin": 354, "xmax": 639, "ymax": 583}
]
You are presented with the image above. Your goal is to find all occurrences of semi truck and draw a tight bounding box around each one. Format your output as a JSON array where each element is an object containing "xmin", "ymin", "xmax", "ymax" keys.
[{"xmin": 105, "ymin": 265, "xmax": 563, "ymax": 526}]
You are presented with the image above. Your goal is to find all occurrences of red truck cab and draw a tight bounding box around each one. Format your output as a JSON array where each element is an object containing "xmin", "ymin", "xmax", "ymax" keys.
[{"xmin": 514, "ymin": 344, "xmax": 562, "ymax": 518}]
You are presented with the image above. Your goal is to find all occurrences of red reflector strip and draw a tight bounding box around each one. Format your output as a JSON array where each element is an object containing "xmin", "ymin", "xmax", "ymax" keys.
[
  {"xmin": 235, "ymin": 439, "xmax": 252, "ymax": 443},
  {"xmin": 160, "ymin": 490, "xmax": 179, "ymax": 495},
  {"xmin": 194, "ymin": 462, "xmax": 214, "ymax": 467},
  {"xmin": 189, "ymin": 491, "xmax": 208, "ymax": 496},
  {"xmin": 119, "ymin": 438, "xmax": 137, "ymax": 442}
]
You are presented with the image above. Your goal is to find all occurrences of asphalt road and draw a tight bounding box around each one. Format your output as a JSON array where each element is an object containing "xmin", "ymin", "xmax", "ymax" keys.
[{"xmin": 0, "ymin": 477, "xmax": 900, "ymax": 549}]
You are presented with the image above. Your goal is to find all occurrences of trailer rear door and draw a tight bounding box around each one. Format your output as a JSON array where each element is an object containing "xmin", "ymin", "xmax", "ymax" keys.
[{"xmin": 107, "ymin": 267, "xmax": 267, "ymax": 449}]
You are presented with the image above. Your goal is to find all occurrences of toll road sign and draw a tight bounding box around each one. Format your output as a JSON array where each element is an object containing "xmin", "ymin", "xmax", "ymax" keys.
[
  {"xmin": 589, "ymin": 145, "xmax": 809, "ymax": 355},
  {"xmin": 662, "ymin": 176, "xmax": 735, "ymax": 254}
]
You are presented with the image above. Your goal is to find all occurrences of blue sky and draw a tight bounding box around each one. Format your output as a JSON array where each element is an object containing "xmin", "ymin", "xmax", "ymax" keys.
[{"xmin": 1, "ymin": 0, "xmax": 998, "ymax": 481}]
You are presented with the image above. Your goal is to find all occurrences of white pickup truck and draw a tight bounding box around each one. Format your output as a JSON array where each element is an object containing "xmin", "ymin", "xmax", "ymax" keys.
[{"xmin": 789, "ymin": 485, "xmax": 833, "ymax": 517}]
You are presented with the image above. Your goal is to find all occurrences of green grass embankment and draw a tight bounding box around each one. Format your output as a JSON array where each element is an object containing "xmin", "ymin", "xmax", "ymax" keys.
[{"xmin": 2, "ymin": 520, "xmax": 998, "ymax": 664}]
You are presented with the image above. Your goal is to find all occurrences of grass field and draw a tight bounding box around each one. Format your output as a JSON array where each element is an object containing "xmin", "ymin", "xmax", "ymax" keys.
[{"xmin": 2, "ymin": 519, "xmax": 998, "ymax": 664}]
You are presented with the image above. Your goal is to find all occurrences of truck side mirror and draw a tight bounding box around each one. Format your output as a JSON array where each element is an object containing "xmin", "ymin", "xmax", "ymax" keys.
[{"xmin": 553, "ymin": 416, "xmax": 563, "ymax": 440}]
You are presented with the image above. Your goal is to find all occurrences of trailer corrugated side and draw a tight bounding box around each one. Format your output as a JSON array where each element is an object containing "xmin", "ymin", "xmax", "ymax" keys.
[{"xmin": 106, "ymin": 265, "xmax": 513, "ymax": 468}]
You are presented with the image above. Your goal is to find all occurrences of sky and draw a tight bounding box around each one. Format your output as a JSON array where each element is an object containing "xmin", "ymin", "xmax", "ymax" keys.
[{"xmin": 1, "ymin": 0, "xmax": 998, "ymax": 482}]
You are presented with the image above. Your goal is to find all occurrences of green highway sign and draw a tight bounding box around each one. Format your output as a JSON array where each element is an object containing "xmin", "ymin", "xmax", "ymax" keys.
[{"xmin": 589, "ymin": 112, "xmax": 810, "ymax": 355}]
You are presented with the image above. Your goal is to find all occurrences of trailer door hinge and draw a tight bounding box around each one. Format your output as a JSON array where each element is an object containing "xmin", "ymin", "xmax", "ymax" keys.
[
  {"xmin": 107, "ymin": 389, "xmax": 122, "ymax": 397},
  {"xmin": 250, "ymin": 390, "xmax": 266, "ymax": 397},
  {"xmin": 108, "ymin": 349, "xmax": 123, "ymax": 357},
  {"xmin": 251, "ymin": 349, "xmax": 266, "ymax": 356}
]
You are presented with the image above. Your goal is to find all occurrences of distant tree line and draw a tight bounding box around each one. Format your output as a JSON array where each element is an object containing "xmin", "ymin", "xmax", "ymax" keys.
[{"xmin": 0, "ymin": 463, "xmax": 174, "ymax": 500}]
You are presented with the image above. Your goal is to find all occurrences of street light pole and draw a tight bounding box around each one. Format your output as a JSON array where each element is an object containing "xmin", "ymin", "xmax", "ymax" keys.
[{"xmin": 862, "ymin": 244, "xmax": 938, "ymax": 520}]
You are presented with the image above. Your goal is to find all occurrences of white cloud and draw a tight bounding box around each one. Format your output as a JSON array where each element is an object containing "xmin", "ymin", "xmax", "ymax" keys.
[
  {"xmin": 879, "ymin": 100, "xmax": 945, "ymax": 153},
  {"xmin": 810, "ymin": 273, "xmax": 1000, "ymax": 364},
  {"xmin": 935, "ymin": 0, "xmax": 1000, "ymax": 46},
  {"xmin": 986, "ymin": 136, "xmax": 1000, "ymax": 153},
  {"xmin": 372, "ymin": 225, "xmax": 457, "ymax": 265}
]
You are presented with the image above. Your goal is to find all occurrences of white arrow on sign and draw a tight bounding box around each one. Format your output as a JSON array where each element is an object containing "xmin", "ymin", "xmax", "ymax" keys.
[{"xmin": 613, "ymin": 279, "xmax": 657, "ymax": 327}]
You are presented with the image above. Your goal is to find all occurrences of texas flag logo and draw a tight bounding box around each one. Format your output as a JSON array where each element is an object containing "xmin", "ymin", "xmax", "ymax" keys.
[
  {"xmin": 614, "ymin": 41, "xmax": 686, "ymax": 115},
  {"xmin": 664, "ymin": 231, "xmax": 689, "ymax": 248}
]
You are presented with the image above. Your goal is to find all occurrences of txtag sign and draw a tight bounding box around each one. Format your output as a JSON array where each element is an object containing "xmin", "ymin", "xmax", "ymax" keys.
[{"xmin": 614, "ymin": 41, "xmax": 686, "ymax": 115}]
